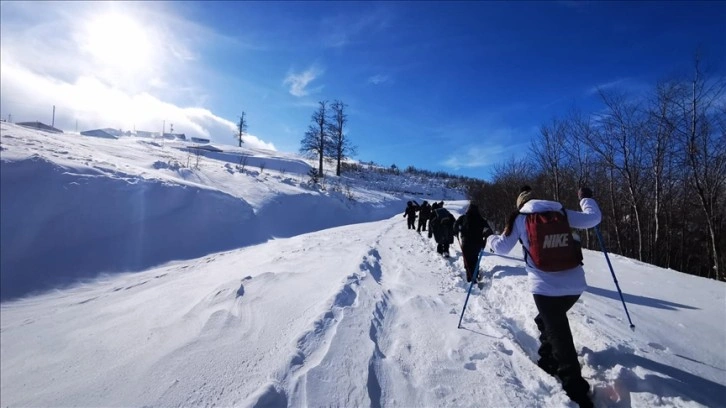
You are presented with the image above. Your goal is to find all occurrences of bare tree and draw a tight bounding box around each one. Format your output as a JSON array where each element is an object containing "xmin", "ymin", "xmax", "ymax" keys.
[
  {"xmin": 326, "ymin": 100, "xmax": 357, "ymax": 176},
  {"xmin": 674, "ymin": 55, "xmax": 726, "ymax": 279},
  {"xmin": 300, "ymin": 101, "xmax": 329, "ymax": 178},
  {"xmin": 483, "ymin": 157, "xmax": 536, "ymax": 229},
  {"xmin": 643, "ymin": 80, "xmax": 681, "ymax": 266},
  {"xmin": 531, "ymin": 118, "xmax": 568, "ymax": 202},
  {"xmin": 586, "ymin": 90, "xmax": 647, "ymax": 261},
  {"xmin": 237, "ymin": 112, "xmax": 247, "ymax": 147}
]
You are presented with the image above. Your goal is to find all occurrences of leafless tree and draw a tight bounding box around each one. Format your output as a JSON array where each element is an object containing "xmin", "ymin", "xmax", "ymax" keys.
[
  {"xmin": 531, "ymin": 118, "xmax": 568, "ymax": 202},
  {"xmin": 585, "ymin": 90, "xmax": 647, "ymax": 261},
  {"xmin": 237, "ymin": 112, "xmax": 247, "ymax": 147},
  {"xmin": 300, "ymin": 101, "xmax": 330, "ymax": 178},
  {"xmin": 326, "ymin": 100, "xmax": 357, "ymax": 176},
  {"xmin": 673, "ymin": 55, "xmax": 726, "ymax": 279},
  {"xmin": 643, "ymin": 80, "xmax": 681, "ymax": 266}
]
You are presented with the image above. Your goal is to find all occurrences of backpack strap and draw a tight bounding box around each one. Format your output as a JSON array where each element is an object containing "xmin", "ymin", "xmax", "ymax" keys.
[{"xmin": 516, "ymin": 211, "xmax": 531, "ymax": 266}]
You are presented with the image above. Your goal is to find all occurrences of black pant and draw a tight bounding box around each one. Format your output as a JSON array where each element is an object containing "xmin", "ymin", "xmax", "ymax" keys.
[
  {"xmin": 461, "ymin": 243, "xmax": 482, "ymax": 282},
  {"xmin": 533, "ymin": 294, "xmax": 592, "ymax": 408},
  {"xmin": 407, "ymin": 217, "xmax": 416, "ymax": 229},
  {"xmin": 417, "ymin": 218, "xmax": 427, "ymax": 232},
  {"xmin": 436, "ymin": 243, "xmax": 450, "ymax": 255}
]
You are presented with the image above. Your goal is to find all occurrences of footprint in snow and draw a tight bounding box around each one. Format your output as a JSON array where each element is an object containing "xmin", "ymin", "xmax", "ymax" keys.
[{"xmin": 495, "ymin": 341, "xmax": 514, "ymax": 356}]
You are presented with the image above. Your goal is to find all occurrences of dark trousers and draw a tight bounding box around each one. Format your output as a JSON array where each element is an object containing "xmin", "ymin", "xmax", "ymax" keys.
[
  {"xmin": 417, "ymin": 218, "xmax": 427, "ymax": 232},
  {"xmin": 533, "ymin": 294, "xmax": 592, "ymax": 408},
  {"xmin": 461, "ymin": 243, "xmax": 482, "ymax": 282},
  {"xmin": 436, "ymin": 243, "xmax": 450, "ymax": 255},
  {"xmin": 407, "ymin": 217, "xmax": 416, "ymax": 229}
]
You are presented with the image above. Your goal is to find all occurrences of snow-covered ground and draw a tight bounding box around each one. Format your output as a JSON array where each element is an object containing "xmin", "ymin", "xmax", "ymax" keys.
[{"xmin": 1, "ymin": 123, "xmax": 724, "ymax": 407}]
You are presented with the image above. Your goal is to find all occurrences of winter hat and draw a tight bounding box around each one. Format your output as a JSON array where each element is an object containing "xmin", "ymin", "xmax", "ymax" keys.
[{"xmin": 516, "ymin": 190, "xmax": 533, "ymax": 209}]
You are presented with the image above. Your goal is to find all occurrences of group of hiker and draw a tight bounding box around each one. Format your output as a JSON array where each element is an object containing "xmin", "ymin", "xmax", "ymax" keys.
[
  {"xmin": 403, "ymin": 199, "xmax": 494, "ymax": 281},
  {"xmin": 403, "ymin": 185, "xmax": 602, "ymax": 408}
]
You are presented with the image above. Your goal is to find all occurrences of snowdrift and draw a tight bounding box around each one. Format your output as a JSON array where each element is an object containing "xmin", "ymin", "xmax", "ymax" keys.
[{"xmin": 1, "ymin": 123, "xmax": 458, "ymax": 300}]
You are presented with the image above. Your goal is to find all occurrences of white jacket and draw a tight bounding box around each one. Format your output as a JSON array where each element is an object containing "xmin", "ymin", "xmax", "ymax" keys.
[{"xmin": 486, "ymin": 198, "xmax": 602, "ymax": 296}]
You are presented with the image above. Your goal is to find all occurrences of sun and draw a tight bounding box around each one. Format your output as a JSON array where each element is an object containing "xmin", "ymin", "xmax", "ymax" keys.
[{"xmin": 83, "ymin": 13, "xmax": 153, "ymax": 71}]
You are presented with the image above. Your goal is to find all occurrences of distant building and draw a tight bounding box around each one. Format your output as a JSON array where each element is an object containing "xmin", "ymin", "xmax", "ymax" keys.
[
  {"xmin": 80, "ymin": 129, "xmax": 118, "ymax": 139},
  {"xmin": 163, "ymin": 132, "xmax": 186, "ymax": 140},
  {"xmin": 135, "ymin": 130, "xmax": 155, "ymax": 138},
  {"xmin": 99, "ymin": 128, "xmax": 123, "ymax": 137},
  {"xmin": 191, "ymin": 137, "xmax": 210, "ymax": 144},
  {"xmin": 188, "ymin": 144, "xmax": 222, "ymax": 152},
  {"xmin": 17, "ymin": 121, "xmax": 63, "ymax": 133}
]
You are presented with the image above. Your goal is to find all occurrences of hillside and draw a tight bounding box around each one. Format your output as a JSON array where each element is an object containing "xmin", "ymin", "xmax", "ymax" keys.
[
  {"xmin": 0, "ymin": 123, "xmax": 465, "ymax": 300},
  {"xmin": 1, "ymin": 123, "xmax": 724, "ymax": 408}
]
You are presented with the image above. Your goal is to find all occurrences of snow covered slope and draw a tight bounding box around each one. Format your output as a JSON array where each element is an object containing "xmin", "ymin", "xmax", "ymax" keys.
[
  {"xmin": 1, "ymin": 123, "xmax": 724, "ymax": 408},
  {"xmin": 1, "ymin": 123, "xmax": 462, "ymax": 300}
]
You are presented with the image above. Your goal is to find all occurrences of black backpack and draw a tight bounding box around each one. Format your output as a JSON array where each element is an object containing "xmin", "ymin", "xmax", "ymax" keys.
[{"xmin": 459, "ymin": 213, "xmax": 493, "ymax": 242}]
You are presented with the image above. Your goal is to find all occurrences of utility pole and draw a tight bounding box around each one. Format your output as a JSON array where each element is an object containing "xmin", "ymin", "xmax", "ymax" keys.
[
  {"xmin": 52, "ymin": 105, "xmax": 56, "ymax": 127},
  {"xmin": 75, "ymin": 119, "xmax": 78, "ymax": 132}
]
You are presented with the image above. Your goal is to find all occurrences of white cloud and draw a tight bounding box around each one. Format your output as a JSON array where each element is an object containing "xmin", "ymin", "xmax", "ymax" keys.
[
  {"xmin": 283, "ymin": 65, "xmax": 325, "ymax": 97},
  {"xmin": 440, "ymin": 129, "xmax": 530, "ymax": 170},
  {"xmin": 442, "ymin": 145, "xmax": 511, "ymax": 169},
  {"xmin": 587, "ymin": 78, "xmax": 630, "ymax": 95},
  {"xmin": 367, "ymin": 74, "xmax": 390, "ymax": 85},
  {"xmin": 321, "ymin": 8, "xmax": 393, "ymax": 49},
  {"xmin": 0, "ymin": 2, "xmax": 276, "ymax": 151},
  {"xmin": 0, "ymin": 60, "xmax": 275, "ymax": 151}
]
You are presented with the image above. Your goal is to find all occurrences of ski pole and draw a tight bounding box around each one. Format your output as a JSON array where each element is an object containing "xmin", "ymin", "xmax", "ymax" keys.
[
  {"xmin": 457, "ymin": 249, "xmax": 484, "ymax": 329},
  {"xmin": 594, "ymin": 225, "xmax": 636, "ymax": 331}
]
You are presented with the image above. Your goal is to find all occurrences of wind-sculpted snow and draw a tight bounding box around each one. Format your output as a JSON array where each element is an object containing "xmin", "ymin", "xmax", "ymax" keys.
[
  {"xmin": 0, "ymin": 124, "xmax": 427, "ymax": 300},
  {"xmin": 0, "ymin": 157, "xmax": 259, "ymax": 300}
]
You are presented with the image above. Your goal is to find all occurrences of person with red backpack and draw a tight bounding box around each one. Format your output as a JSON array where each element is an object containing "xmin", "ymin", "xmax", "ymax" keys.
[{"xmin": 486, "ymin": 186, "xmax": 601, "ymax": 408}]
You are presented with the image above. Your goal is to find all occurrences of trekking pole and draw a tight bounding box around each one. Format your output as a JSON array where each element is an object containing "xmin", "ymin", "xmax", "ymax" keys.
[
  {"xmin": 457, "ymin": 249, "xmax": 484, "ymax": 329},
  {"xmin": 594, "ymin": 225, "xmax": 636, "ymax": 331}
]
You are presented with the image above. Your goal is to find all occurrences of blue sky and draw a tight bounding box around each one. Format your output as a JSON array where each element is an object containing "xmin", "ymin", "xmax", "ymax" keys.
[{"xmin": 1, "ymin": 1, "xmax": 724, "ymax": 180}]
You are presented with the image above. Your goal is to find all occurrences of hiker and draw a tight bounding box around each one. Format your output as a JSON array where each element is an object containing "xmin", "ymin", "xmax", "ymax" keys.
[
  {"xmin": 430, "ymin": 203, "xmax": 456, "ymax": 257},
  {"xmin": 403, "ymin": 201, "xmax": 419, "ymax": 230},
  {"xmin": 417, "ymin": 201, "xmax": 432, "ymax": 233},
  {"xmin": 486, "ymin": 186, "xmax": 601, "ymax": 408},
  {"xmin": 427, "ymin": 201, "xmax": 441, "ymax": 238},
  {"xmin": 454, "ymin": 202, "xmax": 493, "ymax": 282}
]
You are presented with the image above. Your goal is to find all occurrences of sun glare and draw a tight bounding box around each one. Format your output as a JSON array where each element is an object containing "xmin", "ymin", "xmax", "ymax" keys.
[{"xmin": 83, "ymin": 13, "xmax": 153, "ymax": 71}]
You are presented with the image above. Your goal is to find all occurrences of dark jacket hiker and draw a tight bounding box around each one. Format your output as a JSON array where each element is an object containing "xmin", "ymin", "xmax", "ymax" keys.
[
  {"xmin": 431, "ymin": 206, "xmax": 455, "ymax": 257},
  {"xmin": 417, "ymin": 201, "xmax": 432, "ymax": 232},
  {"xmin": 454, "ymin": 203, "xmax": 493, "ymax": 282},
  {"xmin": 403, "ymin": 201, "xmax": 419, "ymax": 230},
  {"xmin": 427, "ymin": 201, "xmax": 442, "ymax": 238}
]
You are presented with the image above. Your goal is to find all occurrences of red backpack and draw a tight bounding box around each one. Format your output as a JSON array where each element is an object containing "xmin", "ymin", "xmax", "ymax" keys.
[{"xmin": 521, "ymin": 208, "xmax": 583, "ymax": 272}]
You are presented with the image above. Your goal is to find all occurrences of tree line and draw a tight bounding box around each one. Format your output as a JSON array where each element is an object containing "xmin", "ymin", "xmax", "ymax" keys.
[{"xmin": 467, "ymin": 56, "xmax": 725, "ymax": 281}]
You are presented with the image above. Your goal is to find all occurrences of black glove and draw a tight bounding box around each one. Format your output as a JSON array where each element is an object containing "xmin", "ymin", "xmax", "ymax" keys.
[{"xmin": 578, "ymin": 187, "xmax": 593, "ymax": 200}]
